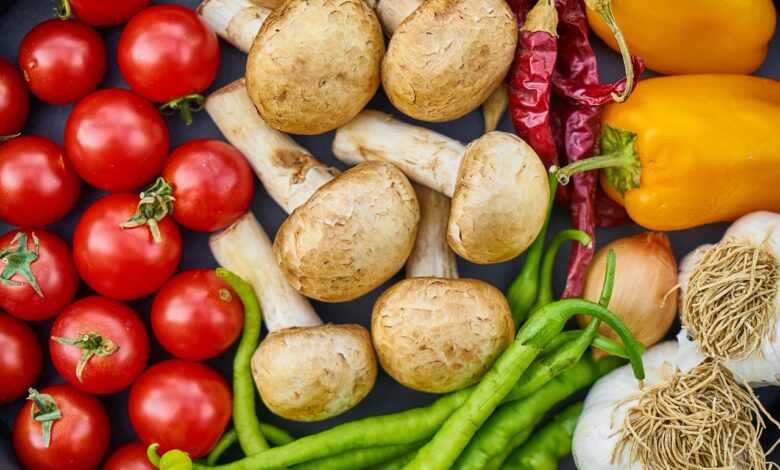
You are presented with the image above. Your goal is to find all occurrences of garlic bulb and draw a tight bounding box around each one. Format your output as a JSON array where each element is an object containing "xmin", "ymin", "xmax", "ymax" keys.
[
  {"xmin": 677, "ymin": 211, "xmax": 780, "ymax": 386},
  {"xmin": 573, "ymin": 341, "xmax": 775, "ymax": 469}
]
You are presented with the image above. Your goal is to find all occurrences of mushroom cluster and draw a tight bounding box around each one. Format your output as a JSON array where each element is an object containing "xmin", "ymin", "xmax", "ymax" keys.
[{"xmin": 197, "ymin": 0, "xmax": 537, "ymax": 415}]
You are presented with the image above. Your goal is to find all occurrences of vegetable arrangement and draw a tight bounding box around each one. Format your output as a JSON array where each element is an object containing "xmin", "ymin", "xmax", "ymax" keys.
[{"xmin": 1, "ymin": 0, "xmax": 779, "ymax": 469}]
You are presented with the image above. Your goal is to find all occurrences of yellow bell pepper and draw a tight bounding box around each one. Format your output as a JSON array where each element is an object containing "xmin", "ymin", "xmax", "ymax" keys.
[
  {"xmin": 587, "ymin": 0, "xmax": 776, "ymax": 75},
  {"xmin": 557, "ymin": 75, "xmax": 780, "ymax": 231}
]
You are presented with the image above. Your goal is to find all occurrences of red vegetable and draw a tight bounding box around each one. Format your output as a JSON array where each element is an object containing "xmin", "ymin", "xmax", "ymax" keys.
[
  {"xmin": 73, "ymin": 193, "xmax": 181, "ymax": 300},
  {"xmin": 162, "ymin": 140, "xmax": 254, "ymax": 232},
  {"xmin": 0, "ymin": 58, "xmax": 29, "ymax": 137},
  {"xmin": 129, "ymin": 360, "xmax": 232, "ymax": 459},
  {"xmin": 552, "ymin": 0, "xmax": 641, "ymax": 297},
  {"xmin": 50, "ymin": 296, "xmax": 149, "ymax": 395},
  {"xmin": 18, "ymin": 19, "xmax": 105, "ymax": 105},
  {"xmin": 0, "ymin": 229, "xmax": 79, "ymax": 321},
  {"xmin": 103, "ymin": 442, "xmax": 156, "ymax": 470},
  {"xmin": 58, "ymin": 0, "xmax": 150, "ymax": 27},
  {"xmin": 65, "ymin": 88, "xmax": 169, "ymax": 193},
  {"xmin": 0, "ymin": 136, "xmax": 81, "ymax": 227},
  {"xmin": 152, "ymin": 269, "xmax": 244, "ymax": 361},
  {"xmin": 0, "ymin": 314, "xmax": 42, "ymax": 404},
  {"xmin": 118, "ymin": 5, "xmax": 220, "ymax": 124},
  {"xmin": 508, "ymin": 0, "xmax": 565, "ymax": 202},
  {"xmin": 13, "ymin": 385, "xmax": 110, "ymax": 470}
]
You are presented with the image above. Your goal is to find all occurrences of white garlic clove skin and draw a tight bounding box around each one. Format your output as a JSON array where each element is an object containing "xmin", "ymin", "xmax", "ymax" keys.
[
  {"xmin": 573, "ymin": 342, "xmax": 689, "ymax": 470},
  {"xmin": 677, "ymin": 211, "xmax": 780, "ymax": 386}
]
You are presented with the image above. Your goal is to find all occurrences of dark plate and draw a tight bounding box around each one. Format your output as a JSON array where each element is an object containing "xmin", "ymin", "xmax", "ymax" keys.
[{"xmin": 1, "ymin": 1, "xmax": 780, "ymax": 468}]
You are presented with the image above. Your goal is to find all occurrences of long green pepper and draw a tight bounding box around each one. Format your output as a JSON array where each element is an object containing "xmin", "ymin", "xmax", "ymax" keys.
[
  {"xmin": 216, "ymin": 268, "xmax": 270, "ymax": 455},
  {"xmin": 290, "ymin": 443, "xmax": 419, "ymax": 470},
  {"xmin": 453, "ymin": 253, "xmax": 616, "ymax": 470},
  {"xmin": 207, "ymin": 424, "xmax": 295, "ymax": 466},
  {"xmin": 503, "ymin": 402, "xmax": 583, "ymax": 470}
]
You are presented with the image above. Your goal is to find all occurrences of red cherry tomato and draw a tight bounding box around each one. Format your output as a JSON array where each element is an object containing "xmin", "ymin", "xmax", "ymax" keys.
[
  {"xmin": 73, "ymin": 193, "xmax": 181, "ymax": 300},
  {"xmin": 103, "ymin": 441, "xmax": 155, "ymax": 470},
  {"xmin": 65, "ymin": 0, "xmax": 150, "ymax": 27},
  {"xmin": 0, "ymin": 58, "xmax": 29, "ymax": 137},
  {"xmin": 118, "ymin": 5, "xmax": 219, "ymax": 103},
  {"xmin": 65, "ymin": 88, "xmax": 169, "ymax": 192},
  {"xmin": 13, "ymin": 385, "xmax": 110, "ymax": 470},
  {"xmin": 0, "ymin": 136, "xmax": 81, "ymax": 227},
  {"xmin": 0, "ymin": 229, "xmax": 79, "ymax": 321},
  {"xmin": 162, "ymin": 140, "xmax": 254, "ymax": 232},
  {"xmin": 0, "ymin": 314, "xmax": 42, "ymax": 404},
  {"xmin": 152, "ymin": 269, "xmax": 244, "ymax": 361},
  {"xmin": 18, "ymin": 19, "xmax": 106, "ymax": 105},
  {"xmin": 129, "ymin": 360, "xmax": 231, "ymax": 459},
  {"xmin": 50, "ymin": 296, "xmax": 149, "ymax": 395}
]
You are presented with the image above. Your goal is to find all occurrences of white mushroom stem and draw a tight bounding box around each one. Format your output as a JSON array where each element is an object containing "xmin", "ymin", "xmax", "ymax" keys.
[
  {"xmin": 209, "ymin": 212, "xmax": 321, "ymax": 332},
  {"xmin": 333, "ymin": 110, "xmax": 465, "ymax": 196},
  {"xmin": 375, "ymin": 0, "xmax": 421, "ymax": 35},
  {"xmin": 205, "ymin": 80, "xmax": 339, "ymax": 213},
  {"xmin": 407, "ymin": 184, "xmax": 458, "ymax": 278},
  {"xmin": 198, "ymin": 0, "xmax": 271, "ymax": 53}
]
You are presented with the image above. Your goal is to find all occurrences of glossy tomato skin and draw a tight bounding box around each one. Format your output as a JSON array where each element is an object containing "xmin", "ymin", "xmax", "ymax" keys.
[
  {"xmin": 69, "ymin": 0, "xmax": 150, "ymax": 27},
  {"xmin": 0, "ymin": 136, "xmax": 81, "ymax": 227},
  {"xmin": 163, "ymin": 140, "xmax": 254, "ymax": 232},
  {"xmin": 0, "ymin": 58, "xmax": 29, "ymax": 136},
  {"xmin": 152, "ymin": 269, "xmax": 244, "ymax": 360},
  {"xmin": 129, "ymin": 360, "xmax": 231, "ymax": 458},
  {"xmin": 103, "ymin": 441, "xmax": 155, "ymax": 470},
  {"xmin": 65, "ymin": 88, "xmax": 169, "ymax": 192},
  {"xmin": 73, "ymin": 194, "xmax": 181, "ymax": 300},
  {"xmin": 13, "ymin": 384, "xmax": 110, "ymax": 470},
  {"xmin": 18, "ymin": 19, "xmax": 106, "ymax": 105},
  {"xmin": 118, "ymin": 5, "xmax": 219, "ymax": 103},
  {"xmin": 0, "ymin": 229, "xmax": 79, "ymax": 321},
  {"xmin": 0, "ymin": 314, "xmax": 42, "ymax": 404},
  {"xmin": 50, "ymin": 296, "xmax": 149, "ymax": 395}
]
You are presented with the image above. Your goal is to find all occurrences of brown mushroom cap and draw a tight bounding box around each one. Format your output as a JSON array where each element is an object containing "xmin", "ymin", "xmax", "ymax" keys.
[
  {"xmin": 372, "ymin": 277, "xmax": 514, "ymax": 393},
  {"xmin": 382, "ymin": 0, "xmax": 517, "ymax": 122},
  {"xmin": 252, "ymin": 324, "xmax": 377, "ymax": 421},
  {"xmin": 246, "ymin": 0, "xmax": 384, "ymax": 135},
  {"xmin": 448, "ymin": 131, "xmax": 549, "ymax": 264},
  {"xmin": 274, "ymin": 161, "xmax": 420, "ymax": 302}
]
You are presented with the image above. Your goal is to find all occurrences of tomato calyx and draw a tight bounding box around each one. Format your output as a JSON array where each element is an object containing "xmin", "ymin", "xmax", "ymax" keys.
[
  {"xmin": 52, "ymin": 332, "xmax": 119, "ymax": 382},
  {"xmin": 54, "ymin": 0, "xmax": 72, "ymax": 19},
  {"xmin": 120, "ymin": 177, "xmax": 176, "ymax": 243},
  {"xmin": 0, "ymin": 232, "xmax": 43, "ymax": 297},
  {"xmin": 159, "ymin": 94, "xmax": 206, "ymax": 126},
  {"xmin": 26, "ymin": 388, "xmax": 62, "ymax": 448},
  {"xmin": 146, "ymin": 444, "xmax": 193, "ymax": 470},
  {"xmin": 0, "ymin": 132, "xmax": 21, "ymax": 142}
]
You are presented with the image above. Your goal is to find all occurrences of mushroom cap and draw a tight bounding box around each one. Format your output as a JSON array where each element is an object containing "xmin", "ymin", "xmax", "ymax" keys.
[
  {"xmin": 448, "ymin": 131, "xmax": 549, "ymax": 264},
  {"xmin": 381, "ymin": 0, "xmax": 517, "ymax": 122},
  {"xmin": 372, "ymin": 277, "xmax": 514, "ymax": 393},
  {"xmin": 246, "ymin": 0, "xmax": 384, "ymax": 135},
  {"xmin": 274, "ymin": 161, "xmax": 420, "ymax": 302},
  {"xmin": 252, "ymin": 324, "xmax": 377, "ymax": 421}
]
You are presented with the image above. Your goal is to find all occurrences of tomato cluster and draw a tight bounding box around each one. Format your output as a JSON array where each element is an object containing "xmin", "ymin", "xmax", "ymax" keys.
[{"xmin": 0, "ymin": 2, "xmax": 255, "ymax": 468}]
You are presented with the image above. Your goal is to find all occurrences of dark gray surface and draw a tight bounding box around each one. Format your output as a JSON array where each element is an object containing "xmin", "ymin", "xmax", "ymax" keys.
[{"xmin": 1, "ymin": 1, "xmax": 779, "ymax": 468}]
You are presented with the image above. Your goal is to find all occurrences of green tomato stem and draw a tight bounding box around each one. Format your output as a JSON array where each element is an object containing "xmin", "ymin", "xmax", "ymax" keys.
[
  {"xmin": 159, "ymin": 94, "xmax": 206, "ymax": 126},
  {"xmin": 26, "ymin": 388, "xmax": 61, "ymax": 448},
  {"xmin": 51, "ymin": 332, "xmax": 118, "ymax": 383},
  {"xmin": 0, "ymin": 232, "xmax": 43, "ymax": 296},
  {"xmin": 120, "ymin": 177, "xmax": 175, "ymax": 243}
]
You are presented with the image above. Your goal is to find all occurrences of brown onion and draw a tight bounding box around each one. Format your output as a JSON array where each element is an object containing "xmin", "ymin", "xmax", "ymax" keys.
[{"xmin": 578, "ymin": 232, "xmax": 678, "ymax": 352}]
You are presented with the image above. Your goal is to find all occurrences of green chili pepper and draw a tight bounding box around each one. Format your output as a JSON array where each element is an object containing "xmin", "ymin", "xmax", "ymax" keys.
[
  {"xmin": 507, "ymin": 172, "xmax": 559, "ymax": 326},
  {"xmin": 290, "ymin": 443, "xmax": 419, "ymax": 470},
  {"xmin": 216, "ymin": 268, "xmax": 269, "ymax": 455},
  {"xmin": 404, "ymin": 254, "xmax": 642, "ymax": 470},
  {"xmin": 503, "ymin": 402, "xmax": 584, "ymax": 470},
  {"xmin": 531, "ymin": 229, "xmax": 593, "ymax": 311}
]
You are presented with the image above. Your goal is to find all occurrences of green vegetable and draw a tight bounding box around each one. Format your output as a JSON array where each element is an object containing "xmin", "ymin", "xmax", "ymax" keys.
[
  {"xmin": 207, "ymin": 429, "xmax": 239, "ymax": 466},
  {"xmin": 160, "ymin": 450, "xmax": 193, "ymax": 470},
  {"xmin": 503, "ymin": 402, "xmax": 583, "ymax": 470},
  {"xmin": 404, "ymin": 252, "xmax": 642, "ymax": 470},
  {"xmin": 291, "ymin": 444, "xmax": 419, "ymax": 470},
  {"xmin": 453, "ymin": 252, "xmax": 615, "ymax": 469},
  {"xmin": 372, "ymin": 450, "xmax": 419, "ymax": 470},
  {"xmin": 216, "ymin": 268, "xmax": 270, "ymax": 455},
  {"xmin": 507, "ymin": 172, "xmax": 558, "ymax": 326},
  {"xmin": 531, "ymin": 229, "xmax": 593, "ymax": 311}
]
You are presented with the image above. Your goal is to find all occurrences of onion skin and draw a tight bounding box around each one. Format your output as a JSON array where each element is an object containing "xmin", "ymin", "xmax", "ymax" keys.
[{"xmin": 578, "ymin": 232, "xmax": 678, "ymax": 352}]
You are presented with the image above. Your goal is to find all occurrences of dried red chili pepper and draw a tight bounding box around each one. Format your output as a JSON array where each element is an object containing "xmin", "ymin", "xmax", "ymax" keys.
[
  {"xmin": 509, "ymin": 0, "xmax": 559, "ymax": 170},
  {"xmin": 552, "ymin": 0, "xmax": 639, "ymax": 298},
  {"xmin": 595, "ymin": 189, "xmax": 631, "ymax": 227}
]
